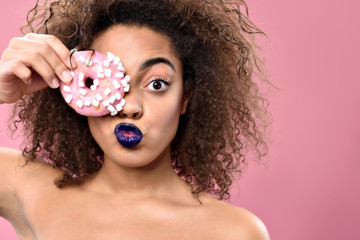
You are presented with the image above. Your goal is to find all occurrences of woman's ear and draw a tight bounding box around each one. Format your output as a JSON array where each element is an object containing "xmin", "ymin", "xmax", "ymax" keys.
[
  {"xmin": 181, "ymin": 77, "xmax": 193, "ymax": 114},
  {"xmin": 180, "ymin": 92, "xmax": 191, "ymax": 114}
]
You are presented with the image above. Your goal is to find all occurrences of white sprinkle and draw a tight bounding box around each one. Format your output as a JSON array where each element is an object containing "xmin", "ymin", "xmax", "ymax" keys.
[
  {"xmin": 78, "ymin": 80, "xmax": 85, "ymax": 88},
  {"xmin": 124, "ymin": 85, "xmax": 130, "ymax": 92},
  {"xmin": 103, "ymin": 60, "xmax": 110, "ymax": 68},
  {"xmin": 109, "ymin": 95, "xmax": 116, "ymax": 104},
  {"xmin": 103, "ymin": 100, "xmax": 110, "ymax": 107},
  {"xmin": 85, "ymin": 58, "xmax": 92, "ymax": 67},
  {"xmin": 96, "ymin": 66, "xmax": 103, "ymax": 73},
  {"xmin": 78, "ymin": 72, "xmax": 84, "ymax": 82},
  {"xmin": 84, "ymin": 100, "xmax": 92, "ymax": 106},
  {"xmin": 125, "ymin": 75, "xmax": 130, "ymax": 82},
  {"xmin": 120, "ymin": 98, "xmax": 126, "ymax": 107},
  {"xmin": 95, "ymin": 93, "xmax": 103, "ymax": 101},
  {"xmin": 120, "ymin": 79, "xmax": 128, "ymax": 87},
  {"xmin": 107, "ymin": 105, "xmax": 116, "ymax": 112},
  {"xmin": 105, "ymin": 69, "xmax": 112, "ymax": 78},
  {"xmin": 113, "ymin": 56, "xmax": 121, "ymax": 65},
  {"xmin": 93, "ymin": 79, "xmax": 100, "ymax": 86},
  {"xmin": 65, "ymin": 95, "xmax": 72, "ymax": 103},
  {"xmin": 70, "ymin": 71, "xmax": 75, "ymax": 77},
  {"xmin": 115, "ymin": 103, "xmax": 123, "ymax": 112},
  {"xmin": 112, "ymin": 80, "xmax": 121, "ymax": 89},
  {"xmin": 107, "ymin": 52, "xmax": 116, "ymax": 62},
  {"xmin": 104, "ymin": 88, "xmax": 112, "ymax": 96},
  {"xmin": 92, "ymin": 99, "xmax": 100, "ymax": 107},
  {"xmin": 117, "ymin": 65, "xmax": 126, "ymax": 72},
  {"xmin": 63, "ymin": 85, "xmax": 71, "ymax": 93},
  {"xmin": 114, "ymin": 92, "xmax": 121, "ymax": 100},
  {"xmin": 111, "ymin": 110, "xmax": 118, "ymax": 116},
  {"xmin": 76, "ymin": 99, "xmax": 84, "ymax": 108},
  {"xmin": 79, "ymin": 89, "xmax": 88, "ymax": 96},
  {"xmin": 79, "ymin": 56, "xmax": 86, "ymax": 64},
  {"xmin": 97, "ymin": 73, "xmax": 105, "ymax": 79},
  {"xmin": 90, "ymin": 85, "xmax": 97, "ymax": 91},
  {"xmin": 115, "ymin": 72, "xmax": 124, "ymax": 78}
]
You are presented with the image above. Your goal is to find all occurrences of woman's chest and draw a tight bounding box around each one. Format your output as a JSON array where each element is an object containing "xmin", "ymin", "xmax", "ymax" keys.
[{"xmin": 20, "ymin": 190, "xmax": 222, "ymax": 240}]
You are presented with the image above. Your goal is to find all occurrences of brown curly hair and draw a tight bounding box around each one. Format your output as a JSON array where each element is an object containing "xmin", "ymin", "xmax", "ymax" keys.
[{"xmin": 11, "ymin": 0, "xmax": 270, "ymax": 200}]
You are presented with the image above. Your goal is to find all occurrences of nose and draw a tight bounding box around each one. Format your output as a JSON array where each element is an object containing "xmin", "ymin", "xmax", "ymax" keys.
[{"xmin": 118, "ymin": 90, "xmax": 143, "ymax": 119}]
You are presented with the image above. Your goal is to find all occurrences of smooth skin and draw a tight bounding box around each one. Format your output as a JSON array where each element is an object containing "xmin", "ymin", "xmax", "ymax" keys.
[{"xmin": 0, "ymin": 25, "xmax": 270, "ymax": 240}]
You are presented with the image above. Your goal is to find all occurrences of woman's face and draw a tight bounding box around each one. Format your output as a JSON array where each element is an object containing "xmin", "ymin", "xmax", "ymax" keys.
[{"xmin": 88, "ymin": 24, "xmax": 188, "ymax": 168}]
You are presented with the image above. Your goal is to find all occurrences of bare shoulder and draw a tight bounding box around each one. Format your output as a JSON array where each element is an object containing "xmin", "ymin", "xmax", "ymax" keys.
[
  {"xmin": 0, "ymin": 147, "xmax": 62, "ymax": 218},
  {"xmin": 0, "ymin": 147, "xmax": 27, "ymax": 218},
  {"xmin": 0, "ymin": 147, "xmax": 61, "ymax": 181},
  {"xmin": 201, "ymin": 194, "xmax": 270, "ymax": 240},
  {"xmin": 0, "ymin": 147, "xmax": 25, "ymax": 204},
  {"xmin": 225, "ymin": 204, "xmax": 270, "ymax": 240}
]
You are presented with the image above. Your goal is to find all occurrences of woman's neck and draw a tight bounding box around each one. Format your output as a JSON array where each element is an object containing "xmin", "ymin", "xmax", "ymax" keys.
[{"xmin": 84, "ymin": 147, "xmax": 190, "ymax": 202}]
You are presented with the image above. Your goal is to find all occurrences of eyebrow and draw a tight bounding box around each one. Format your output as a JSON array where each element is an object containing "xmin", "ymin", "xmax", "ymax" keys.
[{"xmin": 138, "ymin": 57, "xmax": 176, "ymax": 72}]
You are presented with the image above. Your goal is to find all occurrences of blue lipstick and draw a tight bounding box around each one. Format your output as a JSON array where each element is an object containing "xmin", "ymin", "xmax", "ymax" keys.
[{"xmin": 114, "ymin": 123, "xmax": 143, "ymax": 148}]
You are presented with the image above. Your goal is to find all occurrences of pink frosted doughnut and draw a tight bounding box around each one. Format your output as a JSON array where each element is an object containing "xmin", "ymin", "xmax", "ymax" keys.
[{"xmin": 60, "ymin": 50, "xmax": 130, "ymax": 116}]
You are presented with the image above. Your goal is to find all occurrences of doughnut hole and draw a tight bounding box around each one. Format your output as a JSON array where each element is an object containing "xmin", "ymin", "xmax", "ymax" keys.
[{"xmin": 85, "ymin": 77, "xmax": 94, "ymax": 88}]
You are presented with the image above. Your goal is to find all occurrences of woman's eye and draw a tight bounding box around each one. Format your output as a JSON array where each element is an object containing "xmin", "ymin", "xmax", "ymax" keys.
[{"xmin": 147, "ymin": 79, "xmax": 169, "ymax": 92}]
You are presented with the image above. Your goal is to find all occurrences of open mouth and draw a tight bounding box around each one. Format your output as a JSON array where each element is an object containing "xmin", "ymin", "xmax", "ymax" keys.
[{"xmin": 114, "ymin": 123, "xmax": 143, "ymax": 148}]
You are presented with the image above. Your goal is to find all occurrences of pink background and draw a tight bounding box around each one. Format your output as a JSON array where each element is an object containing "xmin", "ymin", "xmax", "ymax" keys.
[{"xmin": 1, "ymin": 0, "xmax": 360, "ymax": 239}]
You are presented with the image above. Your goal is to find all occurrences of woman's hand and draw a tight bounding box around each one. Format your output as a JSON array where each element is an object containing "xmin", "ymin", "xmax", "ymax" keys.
[{"xmin": 0, "ymin": 33, "xmax": 75, "ymax": 104}]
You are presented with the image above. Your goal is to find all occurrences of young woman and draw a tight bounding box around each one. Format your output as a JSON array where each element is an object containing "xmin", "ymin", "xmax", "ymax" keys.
[{"xmin": 0, "ymin": 0, "xmax": 270, "ymax": 239}]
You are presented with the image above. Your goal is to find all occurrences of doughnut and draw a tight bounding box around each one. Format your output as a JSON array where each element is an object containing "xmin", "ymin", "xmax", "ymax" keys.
[{"xmin": 59, "ymin": 50, "xmax": 130, "ymax": 117}]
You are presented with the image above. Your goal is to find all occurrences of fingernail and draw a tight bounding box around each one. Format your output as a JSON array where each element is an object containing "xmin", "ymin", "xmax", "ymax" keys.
[
  {"xmin": 62, "ymin": 70, "xmax": 73, "ymax": 83},
  {"xmin": 52, "ymin": 78, "xmax": 59, "ymax": 88}
]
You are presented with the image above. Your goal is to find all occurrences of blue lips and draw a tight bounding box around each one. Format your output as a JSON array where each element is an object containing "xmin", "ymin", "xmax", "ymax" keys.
[{"xmin": 114, "ymin": 123, "xmax": 143, "ymax": 148}]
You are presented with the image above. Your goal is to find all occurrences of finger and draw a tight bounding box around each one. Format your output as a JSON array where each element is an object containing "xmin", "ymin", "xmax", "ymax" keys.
[
  {"xmin": 0, "ymin": 60, "xmax": 28, "ymax": 103},
  {"xmin": 9, "ymin": 60, "xmax": 51, "ymax": 92},
  {"xmin": 7, "ymin": 59, "xmax": 32, "ymax": 84},
  {"xmin": 0, "ymin": 60, "xmax": 50, "ymax": 103},
  {"xmin": 6, "ymin": 48, "xmax": 60, "ymax": 88},
  {"xmin": 23, "ymin": 71, "xmax": 50, "ymax": 95},
  {"xmin": 24, "ymin": 33, "xmax": 76, "ymax": 68},
  {"xmin": 0, "ymin": 49, "xmax": 32, "ymax": 84},
  {"xmin": 5, "ymin": 60, "xmax": 49, "ymax": 96},
  {"xmin": 9, "ymin": 35, "xmax": 74, "ymax": 84}
]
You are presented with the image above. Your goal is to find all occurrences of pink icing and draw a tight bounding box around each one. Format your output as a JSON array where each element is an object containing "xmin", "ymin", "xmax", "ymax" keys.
[{"xmin": 59, "ymin": 50, "xmax": 129, "ymax": 116}]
